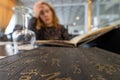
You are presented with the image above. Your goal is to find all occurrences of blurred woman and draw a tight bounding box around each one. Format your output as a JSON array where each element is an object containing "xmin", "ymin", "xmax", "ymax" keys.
[{"xmin": 29, "ymin": 1, "xmax": 70, "ymax": 40}]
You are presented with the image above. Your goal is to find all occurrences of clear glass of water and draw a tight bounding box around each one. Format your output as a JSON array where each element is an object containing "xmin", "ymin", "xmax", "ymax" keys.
[{"xmin": 12, "ymin": 6, "xmax": 36, "ymax": 54}]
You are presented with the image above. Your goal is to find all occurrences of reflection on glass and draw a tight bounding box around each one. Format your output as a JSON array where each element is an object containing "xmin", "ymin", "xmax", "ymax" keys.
[{"xmin": 5, "ymin": 44, "xmax": 14, "ymax": 55}]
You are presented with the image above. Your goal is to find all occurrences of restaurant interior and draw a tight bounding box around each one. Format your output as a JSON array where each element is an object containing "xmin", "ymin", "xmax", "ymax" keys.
[{"xmin": 0, "ymin": 0, "xmax": 120, "ymax": 80}]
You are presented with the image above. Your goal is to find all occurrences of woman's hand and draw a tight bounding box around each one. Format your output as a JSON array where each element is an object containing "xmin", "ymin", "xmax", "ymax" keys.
[{"xmin": 33, "ymin": 1, "xmax": 43, "ymax": 18}]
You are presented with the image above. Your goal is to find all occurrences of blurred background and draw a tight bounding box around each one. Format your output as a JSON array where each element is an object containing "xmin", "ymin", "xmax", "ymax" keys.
[{"xmin": 0, "ymin": 0, "xmax": 120, "ymax": 36}]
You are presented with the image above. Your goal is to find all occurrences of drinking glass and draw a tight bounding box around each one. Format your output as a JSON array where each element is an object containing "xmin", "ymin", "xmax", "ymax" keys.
[{"xmin": 12, "ymin": 6, "xmax": 36, "ymax": 54}]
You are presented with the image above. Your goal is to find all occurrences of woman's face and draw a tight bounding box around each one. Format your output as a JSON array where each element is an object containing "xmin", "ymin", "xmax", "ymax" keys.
[{"xmin": 39, "ymin": 4, "xmax": 53, "ymax": 26}]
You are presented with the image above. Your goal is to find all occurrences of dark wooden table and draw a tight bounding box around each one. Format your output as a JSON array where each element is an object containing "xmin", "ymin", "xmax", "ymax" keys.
[{"xmin": 0, "ymin": 46, "xmax": 120, "ymax": 80}]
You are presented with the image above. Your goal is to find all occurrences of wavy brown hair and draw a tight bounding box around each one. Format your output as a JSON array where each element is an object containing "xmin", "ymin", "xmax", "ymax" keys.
[{"xmin": 36, "ymin": 1, "xmax": 60, "ymax": 29}]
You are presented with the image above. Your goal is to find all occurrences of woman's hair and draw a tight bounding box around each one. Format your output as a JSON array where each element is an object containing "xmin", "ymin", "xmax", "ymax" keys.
[{"xmin": 36, "ymin": 1, "xmax": 60, "ymax": 29}]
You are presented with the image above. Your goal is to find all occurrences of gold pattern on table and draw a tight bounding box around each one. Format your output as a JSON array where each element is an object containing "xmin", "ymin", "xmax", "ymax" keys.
[
  {"xmin": 117, "ymin": 67, "xmax": 120, "ymax": 72},
  {"xmin": 95, "ymin": 63, "xmax": 117, "ymax": 75},
  {"xmin": 19, "ymin": 69, "xmax": 38, "ymax": 80},
  {"xmin": 40, "ymin": 53, "xmax": 49, "ymax": 63},
  {"xmin": 115, "ymin": 64, "xmax": 120, "ymax": 72},
  {"xmin": 73, "ymin": 64, "xmax": 81, "ymax": 74},
  {"xmin": 51, "ymin": 58, "xmax": 60, "ymax": 67},
  {"xmin": 40, "ymin": 53, "xmax": 49, "ymax": 59},
  {"xmin": 55, "ymin": 77, "xmax": 72, "ymax": 80},
  {"xmin": 41, "ymin": 72, "xmax": 61, "ymax": 80},
  {"xmin": 20, "ymin": 76, "xmax": 31, "ymax": 80},
  {"xmin": 24, "ymin": 59, "xmax": 34, "ymax": 64},
  {"xmin": 91, "ymin": 75, "xmax": 107, "ymax": 80}
]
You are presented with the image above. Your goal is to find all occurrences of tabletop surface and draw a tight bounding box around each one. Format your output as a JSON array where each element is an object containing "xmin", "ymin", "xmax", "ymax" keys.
[
  {"xmin": 0, "ymin": 45, "xmax": 120, "ymax": 80},
  {"xmin": 0, "ymin": 42, "xmax": 35, "ymax": 58}
]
